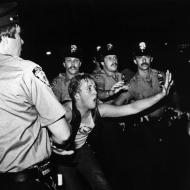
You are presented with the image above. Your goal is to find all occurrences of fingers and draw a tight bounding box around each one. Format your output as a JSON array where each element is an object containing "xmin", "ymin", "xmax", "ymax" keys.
[
  {"xmin": 52, "ymin": 147, "xmax": 74, "ymax": 155},
  {"xmin": 111, "ymin": 81, "xmax": 125, "ymax": 89},
  {"xmin": 163, "ymin": 70, "xmax": 173, "ymax": 95}
]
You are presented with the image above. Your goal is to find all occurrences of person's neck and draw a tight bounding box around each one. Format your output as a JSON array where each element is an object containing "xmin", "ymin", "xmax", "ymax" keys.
[
  {"xmin": 65, "ymin": 72, "xmax": 77, "ymax": 80},
  {"xmin": 104, "ymin": 69, "xmax": 116, "ymax": 77},
  {"xmin": 75, "ymin": 102, "xmax": 91, "ymax": 119},
  {"xmin": 138, "ymin": 68, "xmax": 151, "ymax": 78}
]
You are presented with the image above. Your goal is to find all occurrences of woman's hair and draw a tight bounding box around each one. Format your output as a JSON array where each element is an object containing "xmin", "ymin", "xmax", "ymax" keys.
[
  {"xmin": 68, "ymin": 73, "xmax": 95, "ymax": 103},
  {"xmin": 0, "ymin": 24, "xmax": 17, "ymax": 42}
]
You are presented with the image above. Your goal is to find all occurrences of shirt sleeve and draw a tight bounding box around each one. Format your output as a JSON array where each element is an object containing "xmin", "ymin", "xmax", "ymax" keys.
[
  {"xmin": 51, "ymin": 76, "xmax": 64, "ymax": 102},
  {"xmin": 23, "ymin": 66, "xmax": 66, "ymax": 127}
]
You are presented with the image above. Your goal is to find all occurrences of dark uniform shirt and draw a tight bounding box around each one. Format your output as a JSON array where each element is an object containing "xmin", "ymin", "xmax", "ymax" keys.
[
  {"xmin": 51, "ymin": 73, "xmax": 71, "ymax": 103},
  {"xmin": 126, "ymin": 68, "xmax": 166, "ymax": 118},
  {"xmin": 93, "ymin": 70, "xmax": 122, "ymax": 91},
  {"xmin": 0, "ymin": 54, "xmax": 66, "ymax": 172},
  {"xmin": 93, "ymin": 70, "xmax": 122, "ymax": 103}
]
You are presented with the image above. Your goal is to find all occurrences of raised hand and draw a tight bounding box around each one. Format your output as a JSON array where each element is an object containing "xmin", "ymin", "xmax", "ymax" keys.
[
  {"xmin": 161, "ymin": 70, "xmax": 173, "ymax": 96},
  {"xmin": 110, "ymin": 81, "xmax": 129, "ymax": 94}
]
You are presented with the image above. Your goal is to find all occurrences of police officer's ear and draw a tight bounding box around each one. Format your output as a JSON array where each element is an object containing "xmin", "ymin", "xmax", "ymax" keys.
[
  {"xmin": 150, "ymin": 57, "xmax": 153, "ymax": 62},
  {"xmin": 78, "ymin": 60, "xmax": 82, "ymax": 67},
  {"xmin": 133, "ymin": 58, "xmax": 137, "ymax": 65}
]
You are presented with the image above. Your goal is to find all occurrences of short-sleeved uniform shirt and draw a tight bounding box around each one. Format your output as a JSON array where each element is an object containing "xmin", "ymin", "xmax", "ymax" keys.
[
  {"xmin": 127, "ymin": 68, "xmax": 166, "ymax": 118},
  {"xmin": 51, "ymin": 73, "xmax": 71, "ymax": 103},
  {"xmin": 0, "ymin": 54, "xmax": 66, "ymax": 172},
  {"xmin": 93, "ymin": 71, "xmax": 122, "ymax": 103}
]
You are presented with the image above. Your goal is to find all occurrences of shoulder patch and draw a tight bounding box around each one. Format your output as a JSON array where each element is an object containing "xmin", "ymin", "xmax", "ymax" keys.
[{"xmin": 32, "ymin": 66, "xmax": 50, "ymax": 87}]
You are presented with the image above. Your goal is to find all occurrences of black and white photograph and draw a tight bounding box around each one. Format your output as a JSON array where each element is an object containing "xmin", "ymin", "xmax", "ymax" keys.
[{"xmin": 0, "ymin": 0, "xmax": 190, "ymax": 190}]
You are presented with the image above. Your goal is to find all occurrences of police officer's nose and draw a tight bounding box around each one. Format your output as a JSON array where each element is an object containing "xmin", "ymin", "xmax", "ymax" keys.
[{"xmin": 142, "ymin": 58, "xmax": 146, "ymax": 63}]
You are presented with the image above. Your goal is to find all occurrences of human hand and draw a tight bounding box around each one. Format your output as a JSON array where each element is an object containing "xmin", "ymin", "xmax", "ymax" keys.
[
  {"xmin": 52, "ymin": 145, "xmax": 74, "ymax": 156},
  {"xmin": 161, "ymin": 70, "xmax": 173, "ymax": 96},
  {"xmin": 111, "ymin": 81, "xmax": 129, "ymax": 94}
]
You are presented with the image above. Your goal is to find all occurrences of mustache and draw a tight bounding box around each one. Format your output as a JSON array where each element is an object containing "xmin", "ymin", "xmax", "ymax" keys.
[
  {"xmin": 141, "ymin": 62, "xmax": 149, "ymax": 66},
  {"xmin": 68, "ymin": 66, "xmax": 77, "ymax": 70},
  {"xmin": 111, "ymin": 63, "xmax": 118, "ymax": 67}
]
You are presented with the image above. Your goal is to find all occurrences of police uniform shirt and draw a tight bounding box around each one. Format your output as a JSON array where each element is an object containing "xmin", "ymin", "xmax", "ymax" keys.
[
  {"xmin": 51, "ymin": 73, "xmax": 71, "ymax": 103},
  {"xmin": 93, "ymin": 71, "xmax": 122, "ymax": 92},
  {"xmin": 0, "ymin": 54, "xmax": 66, "ymax": 172},
  {"xmin": 127, "ymin": 68, "xmax": 165, "ymax": 118}
]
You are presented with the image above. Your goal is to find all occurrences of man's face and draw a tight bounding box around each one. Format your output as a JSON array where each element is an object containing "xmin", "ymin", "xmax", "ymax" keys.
[
  {"xmin": 102, "ymin": 55, "xmax": 118, "ymax": 72},
  {"xmin": 134, "ymin": 55, "xmax": 152, "ymax": 70},
  {"xmin": 64, "ymin": 57, "xmax": 81, "ymax": 75},
  {"xmin": 77, "ymin": 79, "xmax": 97, "ymax": 110},
  {"xmin": 7, "ymin": 25, "xmax": 24, "ymax": 57}
]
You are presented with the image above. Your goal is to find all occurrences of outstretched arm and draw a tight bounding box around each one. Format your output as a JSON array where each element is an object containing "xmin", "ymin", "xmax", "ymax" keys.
[{"xmin": 98, "ymin": 70, "xmax": 173, "ymax": 118}]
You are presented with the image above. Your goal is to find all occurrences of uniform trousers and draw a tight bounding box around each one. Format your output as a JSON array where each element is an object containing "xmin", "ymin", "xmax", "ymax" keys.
[{"xmin": 0, "ymin": 160, "xmax": 57, "ymax": 190}]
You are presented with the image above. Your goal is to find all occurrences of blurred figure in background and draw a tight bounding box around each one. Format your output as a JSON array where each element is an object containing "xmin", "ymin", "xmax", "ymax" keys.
[{"xmin": 92, "ymin": 45, "xmax": 103, "ymax": 75}]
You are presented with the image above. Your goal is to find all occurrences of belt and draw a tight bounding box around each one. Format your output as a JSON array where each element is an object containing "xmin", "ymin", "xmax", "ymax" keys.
[{"xmin": 0, "ymin": 159, "xmax": 52, "ymax": 183}]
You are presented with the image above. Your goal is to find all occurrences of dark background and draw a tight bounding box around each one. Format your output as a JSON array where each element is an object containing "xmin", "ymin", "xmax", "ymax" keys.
[
  {"xmin": 3, "ymin": 0, "xmax": 190, "ymax": 105},
  {"xmin": 12, "ymin": 0, "xmax": 190, "ymax": 110},
  {"xmin": 3, "ymin": 1, "xmax": 190, "ymax": 189}
]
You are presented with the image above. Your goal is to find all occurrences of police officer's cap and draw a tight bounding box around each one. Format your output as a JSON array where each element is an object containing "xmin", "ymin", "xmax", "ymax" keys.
[
  {"xmin": 100, "ymin": 43, "xmax": 117, "ymax": 58},
  {"xmin": 0, "ymin": 2, "xmax": 19, "ymax": 28},
  {"xmin": 62, "ymin": 44, "xmax": 83, "ymax": 60},
  {"xmin": 133, "ymin": 42, "xmax": 152, "ymax": 57}
]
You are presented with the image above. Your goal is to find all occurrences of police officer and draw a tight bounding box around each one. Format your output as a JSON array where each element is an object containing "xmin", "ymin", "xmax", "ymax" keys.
[
  {"xmin": 0, "ymin": 2, "xmax": 72, "ymax": 190},
  {"xmin": 93, "ymin": 43, "xmax": 130, "ymax": 104},
  {"xmin": 51, "ymin": 44, "xmax": 83, "ymax": 103},
  {"xmin": 114, "ymin": 41, "xmax": 179, "ymax": 190}
]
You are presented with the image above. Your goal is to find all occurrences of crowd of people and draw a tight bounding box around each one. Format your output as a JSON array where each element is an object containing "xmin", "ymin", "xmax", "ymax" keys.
[{"xmin": 0, "ymin": 2, "xmax": 190, "ymax": 190}]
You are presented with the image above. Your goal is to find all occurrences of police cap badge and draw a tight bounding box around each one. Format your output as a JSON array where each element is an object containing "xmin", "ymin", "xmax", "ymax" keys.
[
  {"xmin": 62, "ymin": 44, "xmax": 83, "ymax": 60},
  {"xmin": 133, "ymin": 41, "xmax": 152, "ymax": 57},
  {"xmin": 100, "ymin": 43, "xmax": 117, "ymax": 58}
]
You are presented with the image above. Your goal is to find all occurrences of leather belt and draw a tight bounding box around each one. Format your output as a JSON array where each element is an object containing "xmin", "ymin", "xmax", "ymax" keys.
[{"xmin": 0, "ymin": 159, "xmax": 52, "ymax": 183}]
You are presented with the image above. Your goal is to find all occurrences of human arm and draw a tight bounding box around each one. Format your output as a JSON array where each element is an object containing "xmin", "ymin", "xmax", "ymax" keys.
[
  {"xmin": 47, "ymin": 117, "xmax": 71, "ymax": 145},
  {"xmin": 51, "ymin": 76, "xmax": 64, "ymax": 102},
  {"xmin": 23, "ymin": 65, "xmax": 71, "ymax": 145},
  {"xmin": 113, "ymin": 90, "xmax": 132, "ymax": 105},
  {"xmin": 98, "ymin": 70, "xmax": 172, "ymax": 117},
  {"xmin": 50, "ymin": 101, "xmax": 74, "ymax": 155},
  {"xmin": 93, "ymin": 73, "xmax": 129, "ymax": 100}
]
